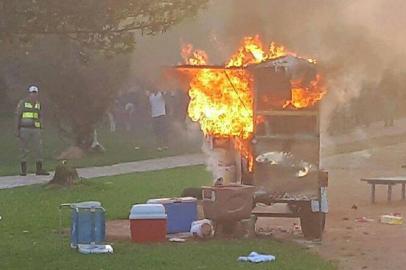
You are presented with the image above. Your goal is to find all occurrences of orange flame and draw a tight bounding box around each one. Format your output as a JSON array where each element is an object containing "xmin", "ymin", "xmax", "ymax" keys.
[
  {"xmin": 188, "ymin": 69, "xmax": 253, "ymax": 139},
  {"xmin": 284, "ymin": 75, "xmax": 326, "ymax": 109},
  {"xmin": 226, "ymin": 35, "xmax": 292, "ymax": 67},
  {"xmin": 180, "ymin": 36, "xmax": 326, "ymax": 172},
  {"xmin": 181, "ymin": 43, "xmax": 208, "ymax": 65}
]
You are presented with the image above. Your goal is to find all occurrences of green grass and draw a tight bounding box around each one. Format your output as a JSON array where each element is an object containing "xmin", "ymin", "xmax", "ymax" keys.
[
  {"xmin": 0, "ymin": 113, "xmax": 201, "ymax": 176},
  {"xmin": 0, "ymin": 166, "xmax": 336, "ymax": 270}
]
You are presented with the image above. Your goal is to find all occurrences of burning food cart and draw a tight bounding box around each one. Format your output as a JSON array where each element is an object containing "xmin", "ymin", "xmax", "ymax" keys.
[{"xmin": 169, "ymin": 36, "xmax": 327, "ymax": 239}]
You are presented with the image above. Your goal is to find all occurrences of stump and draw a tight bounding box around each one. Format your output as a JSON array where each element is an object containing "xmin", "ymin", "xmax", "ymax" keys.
[{"xmin": 48, "ymin": 161, "xmax": 79, "ymax": 186}]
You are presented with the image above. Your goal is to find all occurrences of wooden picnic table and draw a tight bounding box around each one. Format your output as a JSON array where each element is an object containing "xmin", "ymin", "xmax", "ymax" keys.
[{"xmin": 361, "ymin": 177, "xmax": 406, "ymax": 203}]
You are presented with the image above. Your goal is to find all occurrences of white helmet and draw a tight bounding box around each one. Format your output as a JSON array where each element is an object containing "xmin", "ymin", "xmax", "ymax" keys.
[{"xmin": 28, "ymin": 85, "xmax": 39, "ymax": 93}]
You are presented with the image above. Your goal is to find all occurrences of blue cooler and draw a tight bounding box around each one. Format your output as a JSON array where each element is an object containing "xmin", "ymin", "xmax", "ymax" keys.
[
  {"xmin": 64, "ymin": 201, "xmax": 106, "ymax": 248},
  {"xmin": 147, "ymin": 197, "xmax": 197, "ymax": 234}
]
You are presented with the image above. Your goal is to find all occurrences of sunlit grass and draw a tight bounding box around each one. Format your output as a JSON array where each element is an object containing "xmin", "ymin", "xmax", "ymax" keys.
[{"xmin": 0, "ymin": 166, "xmax": 336, "ymax": 270}]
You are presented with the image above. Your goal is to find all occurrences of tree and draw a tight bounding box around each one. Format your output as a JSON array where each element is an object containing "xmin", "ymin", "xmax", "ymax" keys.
[
  {"xmin": 0, "ymin": 1, "xmax": 208, "ymax": 52},
  {"xmin": 0, "ymin": 0, "xmax": 208, "ymax": 149}
]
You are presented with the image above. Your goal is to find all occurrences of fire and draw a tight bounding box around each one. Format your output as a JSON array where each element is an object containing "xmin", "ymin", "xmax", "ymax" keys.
[
  {"xmin": 226, "ymin": 35, "xmax": 290, "ymax": 67},
  {"xmin": 284, "ymin": 75, "xmax": 326, "ymax": 109},
  {"xmin": 187, "ymin": 69, "xmax": 253, "ymax": 139},
  {"xmin": 179, "ymin": 36, "xmax": 326, "ymax": 171},
  {"xmin": 181, "ymin": 43, "xmax": 208, "ymax": 65}
]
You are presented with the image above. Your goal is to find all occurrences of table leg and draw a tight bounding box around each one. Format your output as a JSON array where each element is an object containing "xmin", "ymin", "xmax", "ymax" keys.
[
  {"xmin": 388, "ymin": 185, "xmax": 392, "ymax": 202},
  {"xmin": 371, "ymin": 184, "xmax": 376, "ymax": 204},
  {"xmin": 402, "ymin": 184, "xmax": 405, "ymax": 200}
]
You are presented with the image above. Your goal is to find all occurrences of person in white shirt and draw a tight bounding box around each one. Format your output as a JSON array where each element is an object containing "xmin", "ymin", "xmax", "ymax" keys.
[{"xmin": 147, "ymin": 90, "xmax": 168, "ymax": 151}]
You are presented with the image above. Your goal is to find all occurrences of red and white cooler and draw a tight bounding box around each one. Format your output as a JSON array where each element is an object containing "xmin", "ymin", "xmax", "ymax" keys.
[{"xmin": 129, "ymin": 204, "xmax": 167, "ymax": 243}]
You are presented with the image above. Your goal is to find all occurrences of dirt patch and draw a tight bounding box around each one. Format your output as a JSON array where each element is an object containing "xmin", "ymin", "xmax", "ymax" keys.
[
  {"xmin": 107, "ymin": 142, "xmax": 406, "ymax": 270},
  {"xmin": 315, "ymin": 168, "xmax": 406, "ymax": 270},
  {"xmin": 106, "ymin": 219, "xmax": 131, "ymax": 241},
  {"xmin": 257, "ymin": 142, "xmax": 406, "ymax": 270}
]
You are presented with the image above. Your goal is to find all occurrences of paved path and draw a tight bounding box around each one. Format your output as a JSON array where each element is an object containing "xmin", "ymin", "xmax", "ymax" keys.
[
  {"xmin": 322, "ymin": 118, "xmax": 406, "ymax": 148},
  {"xmin": 0, "ymin": 153, "xmax": 205, "ymax": 190},
  {"xmin": 2, "ymin": 119, "xmax": 406, "ymax": 190}
]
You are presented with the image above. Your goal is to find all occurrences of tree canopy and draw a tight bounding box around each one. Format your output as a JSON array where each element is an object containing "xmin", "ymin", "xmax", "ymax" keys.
[
  {"xmin": 0, "ymin": 0, "xmax": 208, "ymax": 53},
  {"xmin": 0, "ymin": 0, "xmax": 208, "ymax": 150}
]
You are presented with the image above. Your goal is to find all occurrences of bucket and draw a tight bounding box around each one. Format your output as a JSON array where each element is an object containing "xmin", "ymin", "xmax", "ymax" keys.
[{"xmin": 214, "ymin": 165, "xmax": 236, "ymax": 185}]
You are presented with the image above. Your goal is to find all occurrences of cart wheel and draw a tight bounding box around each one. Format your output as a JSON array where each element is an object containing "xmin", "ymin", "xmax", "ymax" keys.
[{"xmin": 300, "ymin": 211, "xmax": 325, "ymax": 239}]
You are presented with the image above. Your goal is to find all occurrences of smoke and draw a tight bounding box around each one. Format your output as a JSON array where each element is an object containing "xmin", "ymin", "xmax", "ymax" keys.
[
  {"xmin": 201, "ymin": 138, "xmax": 238, "ymax": 184},
  {"xmin": 129, "ymin": 0, "xmax": 406, "ymax": 146},
  {"xmin": 222, "ymin": 0, "xmax": 406, "ymax": 133}
]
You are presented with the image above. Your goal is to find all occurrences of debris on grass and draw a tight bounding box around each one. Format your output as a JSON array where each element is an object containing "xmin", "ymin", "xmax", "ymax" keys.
[
  {"xmin": 380, "ymin": 215, "xmax": 403, "ymax": 225},
  {"xmin": 169, "ymin": 237, "xmax": 186, "ymax": 243},
  {"xmin": 355, "ymin": 217, "xmax": 375, "ymax": 223},
  {"xmin": 78, "ymin": 244, "xmax": 113, "ymax": 254},
  {"xmin": 238, "ymin": 251, "xmax": 276, "ymax": 263},
  {"xmin": 190, "ymin": 219, "xmax": 214, "ymax": 239}
]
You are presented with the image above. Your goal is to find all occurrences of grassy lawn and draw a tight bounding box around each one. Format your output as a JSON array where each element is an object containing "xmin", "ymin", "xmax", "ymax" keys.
[
  {"xmin": 0, "ymin": 165, "xmax": 336, "ymax": 270},
  {"xmin": 0, "ymin": 113, "xmax": 201, "ymax": 176}
]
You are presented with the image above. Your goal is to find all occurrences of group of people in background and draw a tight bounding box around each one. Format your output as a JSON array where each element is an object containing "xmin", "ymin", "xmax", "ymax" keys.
[
  {"xmin": 16, "ymin": 68, "xmax": 403, "ymax": 175},
  {"xmin": 107, "ymin": 88, "xmax": 189, "ymax": 151},
  {"xmin": 15, "ymin": 83, "xmax": 191, "ymax": 176}
]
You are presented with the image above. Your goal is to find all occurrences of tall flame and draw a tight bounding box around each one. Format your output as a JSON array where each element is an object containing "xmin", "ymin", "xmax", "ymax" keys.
[
  {"xmin": 180, "ymin": 36, "xmax": 326, "ymax": 171},
  {"xmin": 188, "ymin": 69, "xmax": 253, "ymax": 139}
]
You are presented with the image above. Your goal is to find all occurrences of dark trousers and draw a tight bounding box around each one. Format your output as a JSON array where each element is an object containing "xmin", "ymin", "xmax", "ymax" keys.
[
  {"xmin": 19, "ymin": 127, "xmax": 43, "ymax": 162},
  {"xmin": 152, "ymin": 115, "xmax": 168, "ymax": 146}
]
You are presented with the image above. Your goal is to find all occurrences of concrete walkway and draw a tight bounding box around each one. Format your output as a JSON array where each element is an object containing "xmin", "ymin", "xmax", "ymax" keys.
[
  {"xmin": 0, "ymin": 153, "xmax": 205, "ymax": 190},
  {"xmin": 322, "ymin": 118, "xmax": 406, "ymax": 149},
  {"xmin": 2, "ymin": 119, "xmax": 406, "ymax": 190}
]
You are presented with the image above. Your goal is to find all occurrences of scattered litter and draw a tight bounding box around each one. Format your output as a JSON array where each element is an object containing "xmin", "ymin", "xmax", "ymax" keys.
[
  {"xmin": 190, "ymin": 219, "xmax": 214, "ymax": 239},
  {"xmin": 134, "ymin": 146, "xmax": 140, "ymax": 150},
  {"xmin": 0, "ymin": 215, "xmax": 2, "ymax": 221},
  {"xmin": 342, "ymin": 217, "xmax": 349, "ymax": 221},
  {"xmin": 355, "ymin": 217, "xmax": 374, "ymax": 223},
  {"xmin": 238, "ymin": 251, "xmax": 276, "ymax": 263},
  {"xmin": 351, "ymin": 204, "xmax": 358, "ymax": 210},
  {"xmin": 380, "ymin": 215, "xmax": 403, "ymax": 225},
  {"xmin": 23, "ymin": 230, "xmax": 29, "ymax": 233},
  {"xmin": 169, "ymin": 237, "xmax": 186, "ymax": 243},
  {"xmin": 77, "ymin": 244, "xmax": 113, "ymax": 254}
]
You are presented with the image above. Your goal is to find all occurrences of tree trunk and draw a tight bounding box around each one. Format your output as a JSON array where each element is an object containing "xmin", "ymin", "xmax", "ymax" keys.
[{"xmin": 48, "ymin": 162, "xmax": 79, "ymax": 186}]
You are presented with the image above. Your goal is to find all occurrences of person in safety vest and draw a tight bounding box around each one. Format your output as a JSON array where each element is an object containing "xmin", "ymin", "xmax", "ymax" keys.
[{"xmin": 15, "ymin": 85, "xmax": 49, "ymax": 176}]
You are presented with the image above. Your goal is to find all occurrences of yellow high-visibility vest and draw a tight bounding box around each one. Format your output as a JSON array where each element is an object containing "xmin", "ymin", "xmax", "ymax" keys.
[{"xmin": 21, "ymin": 101, "xmax": 41, "ymax": 128}]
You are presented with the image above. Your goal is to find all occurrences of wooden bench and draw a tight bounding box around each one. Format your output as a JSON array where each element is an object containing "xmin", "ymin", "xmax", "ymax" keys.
[{"xmin": 361, "ymin": 177, "xmax": 406, "ymax": 203}]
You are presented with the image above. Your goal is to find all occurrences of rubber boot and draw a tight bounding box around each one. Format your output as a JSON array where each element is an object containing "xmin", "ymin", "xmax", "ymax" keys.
[
  {"xmin": 20, "ymin": 161, "xmax": 27, "ymax": 176},
  {"xmin": 35, "ymin": 161, "xmax": 50, "ymax": 176}
]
